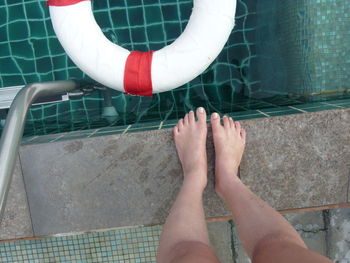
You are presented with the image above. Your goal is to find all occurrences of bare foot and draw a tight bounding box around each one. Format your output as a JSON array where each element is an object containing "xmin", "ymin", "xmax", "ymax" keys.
[
  {"xmin": 211, "ymin": 113, "xmax": 246, "ymax": 199},
  {"xmin": 173, "ymin": 107, "xmax": 208, "ymax": 190}
]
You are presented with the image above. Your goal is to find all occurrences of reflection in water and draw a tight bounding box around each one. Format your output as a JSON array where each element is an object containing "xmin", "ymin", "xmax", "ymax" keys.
[{"xmin": 0, "ymin": 0, "xmax": 348, "ymax": 136}]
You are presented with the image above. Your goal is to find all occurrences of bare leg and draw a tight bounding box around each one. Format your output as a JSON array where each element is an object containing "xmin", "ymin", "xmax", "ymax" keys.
[
  {"xmin": 157, "ymin": 108, "xmax": 220, "ymax": 263},
  {"xmin": 211, "ymin": 113, "xmax": 332, "ymax": 263}
]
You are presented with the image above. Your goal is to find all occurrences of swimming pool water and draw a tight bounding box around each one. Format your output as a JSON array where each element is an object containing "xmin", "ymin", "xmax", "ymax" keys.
[{"xmin": 0, "ymin": 0, "xmax": 349, "ymax": 136}]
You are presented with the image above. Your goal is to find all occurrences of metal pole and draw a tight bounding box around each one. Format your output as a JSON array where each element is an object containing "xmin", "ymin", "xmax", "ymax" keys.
[{"xmin": 0, "ymin": 80, "xmax": 81, "ymax": 223}]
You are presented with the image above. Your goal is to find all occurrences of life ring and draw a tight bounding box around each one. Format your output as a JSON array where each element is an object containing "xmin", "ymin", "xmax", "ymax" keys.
[{"xmin": 48, "ymin": 0, "xmax": 236, "ymax": 97}]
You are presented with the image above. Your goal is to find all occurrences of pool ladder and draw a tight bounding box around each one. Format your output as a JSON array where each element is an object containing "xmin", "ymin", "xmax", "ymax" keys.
[{"xmin": 0, "ymin": 80, "xmax": 96, "ymax": 224}]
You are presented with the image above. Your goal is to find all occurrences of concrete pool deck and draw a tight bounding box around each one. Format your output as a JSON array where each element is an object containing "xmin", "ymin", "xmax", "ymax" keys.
[{"xmin": 0, "ymin": 108, "xmax": 349, "ymax": 239}]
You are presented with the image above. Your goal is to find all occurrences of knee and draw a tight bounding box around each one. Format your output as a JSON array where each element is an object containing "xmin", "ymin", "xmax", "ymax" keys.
[
  {"xmin": 168, "ymin": 241, "xmax": 220, "ymax": 263},
  {"xmin": 252, "ymin": 233, "xmax": 306, "ymax": 260}
]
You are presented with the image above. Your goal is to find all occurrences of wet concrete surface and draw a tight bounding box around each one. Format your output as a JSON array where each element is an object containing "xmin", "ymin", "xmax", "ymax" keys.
[{"xmin": 6, "ymin": 108, "xmax": 350, "ymax": 237}]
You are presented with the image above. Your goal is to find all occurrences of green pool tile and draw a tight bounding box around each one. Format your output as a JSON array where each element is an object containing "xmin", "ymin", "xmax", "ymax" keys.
[
  {"xmin": 128, "ymin": 126, "xmax": 163, "ymax": 133},
  {"xmin": 259, "ymin": 107, "xmax": 302, "ymax": 117},
  {"xmin": 233, "ymin": 114, "xmax": 267, "ymax": 121},
  {"xmin": 267, "ymin": 96, "xmax": 300, "ymax": 104},
  {"xmin": 21, "ymin": 137, "xmax": 47, "ymax": 145},
  {"xmin": 22, "ymin": 131, "xmax": 86, "ymax": 145},
  {"xmin": 8, "ymin": 22, "xmax": 29, "ymax": 41},
  {"xmin": 336, "ymin": 102, "xmax": 350, "ymax": 108},
  {"xmin": 93, "ymin": 130, "xmax": 125, "ymax": 137},
  {"xmin": 162, "ymin": 119, "xmax": 180, "ymax": 126},
  {"xmin": 264, "ymin": 109, "xmax": 301, "ymax": 117},
  {"xmin": 302, "ymin": 104, "xmax": 341, "ymax": 112},
  {"xmin": 96, "ymin": 126, "xmax": 127, "ymax": 133},
  {"xmin": 327, "ymin": 98, "xmax": 350, "ymax": 106},
  {"xmin": 229, "ymin": 110, "xmax": 265, "ymax": 118},
  {"xmin": 291, "ymin": 100, "xmax": 349, "ymax": 111},
  {"xmin": 21, "ymin": 135, "xmax": 38, "ymax": 143},
  {"xmin": 293, "ymin": 102, "xmax": 332, "ymax": 110},
  {"xmin": 48, "ymin": 135, "xmax": 83, "ymax": 143},
  {"xmin": 60, "ymin": 129, "xmax": 92, "ymax": 137},
  {"xmin": 130, "ymin": 121, "xmax": 162, "ymax": 130},
  {"xmin": 261, "ymin": 106, "xmax": 300, "ymax": 113}
]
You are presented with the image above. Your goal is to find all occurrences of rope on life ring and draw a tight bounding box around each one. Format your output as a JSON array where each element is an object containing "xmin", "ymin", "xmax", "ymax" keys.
[{"xmin": 48, "ymin": 0, "xmax": 236, "ymax": 97}]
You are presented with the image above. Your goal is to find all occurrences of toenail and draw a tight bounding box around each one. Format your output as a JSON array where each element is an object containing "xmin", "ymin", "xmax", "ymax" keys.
[
  {"xmin": 212, "ymin": 113, "xmax": 219, "ymax": 119},
  {"xmin": 198, "ymin": 107, "xmax": 204, "ymax": 113},
  {"xmin": 229, "ymin": 117, "xmax": 233, "ymax": 120}
]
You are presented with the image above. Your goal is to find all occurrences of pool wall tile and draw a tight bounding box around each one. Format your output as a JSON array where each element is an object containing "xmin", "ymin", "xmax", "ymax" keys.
[{"xmin": 19, "ymin": 97, "xmax": 350, "ymax": 145}]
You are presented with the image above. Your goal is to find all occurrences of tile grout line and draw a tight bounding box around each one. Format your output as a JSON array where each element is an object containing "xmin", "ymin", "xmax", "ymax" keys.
[
  {"xmin": 122, "ymin": 125, "xmax": 132, "ymax": 134},
  {"xmin": 333, "ymin": 102, "xmax": 350, "ymax": 106},
  {"xmin": 158, "ymin": 121, "xmax": 164, "ymax": 130},
  {"xmin": 321, "ymin": 102, "xmax": 344, "ymax": 108},
  {"xmin": 256, "ymin": 110, "xmax": 270, "ymax": 117},
  {"xmin": 25, "ymin": 136, "xmax": 39, "ymax": 143},
  {"xmin": 87, "ymin": 129, "xmax": 100, "ymax": 138},
  {"xmin": 264, "ymin": 109, "xmax": 299, "ymax": 114},
  {"xmin": 288, "ymin": 106, "xmax": 307, "ymax": 113},
  {"xmin": 49, "ymin": 133, "xmax": 66, "ymax": 143},
  {"xmin": 231, "ymin": 113, "xmax": 262, "ymax": 118}
]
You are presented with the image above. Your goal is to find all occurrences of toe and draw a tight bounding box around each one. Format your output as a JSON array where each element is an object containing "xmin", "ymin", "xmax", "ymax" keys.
[
  {"xmin": 189, "ymin": 110, "xmax": 195, "ymax": 124},
  {"xmin": 229, "ymin": 117, "xmax": 235, "ymax": 128},
  {"xmin": 211, "ymin": 112, "xmax": 221, "ymax": 132},
  {"xmin": 235, "ymin": 121, "xmax": 241, "ymax": 131},
  {"xmin": 223, "ymin": 115, "xmax": 230, "ymax": 129},
  {"xmin": 196, "ymin": 107, "xmax": 207, "ymax": 124},
  {"xmin": 240, "ymin": 128, "xmax": 246, "ymax": 141},
  {"xmin": 184, "ymin": 114, "xmax": 189, "ymax": 125},
  {"xmin": 173, "ymin": 125, "xmax": 179, "ymax": 135},
  {"xmin": 178, "ymin": 118, "xmax": 184, "ymax": 130}
]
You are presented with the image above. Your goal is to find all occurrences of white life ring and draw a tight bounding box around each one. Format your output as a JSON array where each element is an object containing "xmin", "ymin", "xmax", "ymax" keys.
[{"xmin": 48, "ymin": 0, "xmax": 236, "ymax": 96}]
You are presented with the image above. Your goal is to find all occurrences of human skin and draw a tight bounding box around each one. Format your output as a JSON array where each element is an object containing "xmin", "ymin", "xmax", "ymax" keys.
[{"xmin": 157, "ymin": 107, "xmax": 333, "ymax": 263}]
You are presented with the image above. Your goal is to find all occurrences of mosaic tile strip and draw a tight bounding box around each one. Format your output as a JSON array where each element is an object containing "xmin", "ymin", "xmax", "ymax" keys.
[
  {"xmin": 20, "ymin": 97, "xmax": 350, "ymax": 145},
  {"xmin": 0, "ymin": 226, "xmax": 162, "ymax": 263}
]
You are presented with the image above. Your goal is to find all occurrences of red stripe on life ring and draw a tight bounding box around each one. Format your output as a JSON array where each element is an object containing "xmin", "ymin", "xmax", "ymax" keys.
[
  {"xmin": 47, "ymin": 0, "xmax": 90, "ymax": 6},
  {"xmin": 124, "ymin": 51, "xmax": 154, "ymax": 97}
]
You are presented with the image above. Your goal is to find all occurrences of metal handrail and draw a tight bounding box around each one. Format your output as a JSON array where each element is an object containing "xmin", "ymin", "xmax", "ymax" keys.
[{"xmin": 0, "ymin": 80, "xmax": 88, "ymax": 223}]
